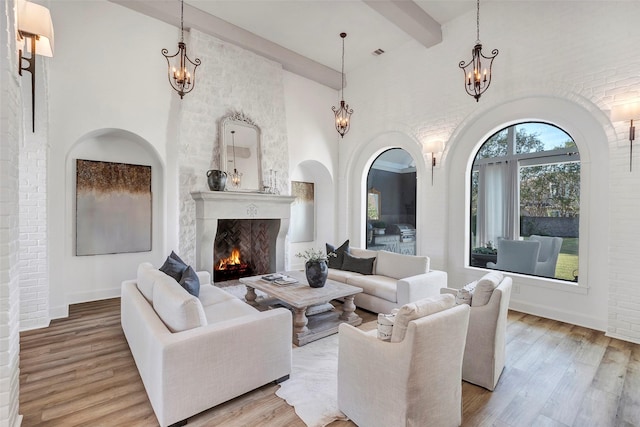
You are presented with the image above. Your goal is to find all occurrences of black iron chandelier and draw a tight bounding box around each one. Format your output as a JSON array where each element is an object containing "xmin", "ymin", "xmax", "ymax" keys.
[
  {"xmin": 162, "ymin": 0, "xmax": 201, "ymax": 99},
  {"xmin": 332, "ymin": 32, "xmax": 353, "ymax": 138},
  {"xmin": 458, "ymin": 0, "xmax": 498, "ymax": 102}
]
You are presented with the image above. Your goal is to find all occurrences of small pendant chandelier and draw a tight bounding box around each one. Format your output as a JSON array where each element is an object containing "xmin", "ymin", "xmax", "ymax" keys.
[
  {"xmin": 458, "ymin": 0, "xmax": 498, "ymax": 102},
  {"xmin": 162, "ymin": 0, "xmax": 201, "ymax": 99},
  {"xmin": 332, "ymin": 32, "xmax": 353, "ymax": 138},
  {"xmin": 229, "ymin": 130, "xmax": 242, "ymax": 188}
]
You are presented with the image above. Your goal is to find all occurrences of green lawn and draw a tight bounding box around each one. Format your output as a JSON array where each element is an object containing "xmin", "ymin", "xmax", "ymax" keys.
[{"xmin": 555, "ymin": 238, "xmax": 579, "ymax": 281}]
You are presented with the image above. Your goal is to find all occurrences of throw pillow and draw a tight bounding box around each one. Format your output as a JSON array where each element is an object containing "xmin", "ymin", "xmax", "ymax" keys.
[
  {"xmin": 159, "ymin": 251, "xmax": 188, "ymax": 282},
  {"xmin": 377, "ymin": 309, "xmax": 399, "ymax": 341},
  {"xmin": 391, "ymin": 294, "xmax": 455, "ymax": 343},
  {"xmin": 455, "ymin": 280, "xmax": 477, "ymax": 305},
  {"xmin": 341, "ymin": 252, "xmax": 375, "ymax": 275},
  {"xmin": 326, "ymin": 239, "xmax": 349, "ymax": 269},
  {"xmin": 179, "ymin": 265, "xmax": 201, "ymax": 297},
  {"xmin": 472, "ymin": 271, "xmax": 504, "ymax": 307}
]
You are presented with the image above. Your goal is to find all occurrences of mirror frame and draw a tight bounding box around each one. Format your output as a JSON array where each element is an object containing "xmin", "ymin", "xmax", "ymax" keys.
[{"xmin": 219, "ymin": 112, "xmax": 262, "ymax": 192}]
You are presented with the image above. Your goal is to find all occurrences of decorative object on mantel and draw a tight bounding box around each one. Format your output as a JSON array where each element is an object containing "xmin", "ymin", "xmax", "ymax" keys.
[
  {"xmin": 161, "ymin": 0, "xmax": 201, "ymax": 99},
  {"xmin": 229, "ymin": 130, "xmax": 243, "ymax": 188},
  {"xmin": 458, "ymin": 0, "xmax": 498, "ymax": 102},
  {"xmin": 611, "ymin": 101, "xmax": 640, "ymax": 172},
  {"xmin": 263, "ymin": 169, "xmax": 281, "ymax": 194},
  {"xmin": 17, "ymin": 0, "xmax": 55, "ymax": 133},
  {"xmin": 206, "ymin": 169, "xmax": 227, "ymax": 191},
  {"xmin": 331, "ymin": 32, "xmax": 353, "ymax": 138},
  {"xmin": 296, "ymin": 249, "xmax": 335, "ymax": 288}
]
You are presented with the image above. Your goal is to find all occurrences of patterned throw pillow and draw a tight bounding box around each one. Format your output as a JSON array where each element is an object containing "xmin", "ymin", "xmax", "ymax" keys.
[
  {"xmin": 377, "ymin": 309, "xmax": 399, "ymax": 341},
  {"xmin": 455, "ymin": 280, "xmax": 477, "ymax": 305},
  {"xmin": 326, "ymin": 240, "xmax": 349, "ymax": 269}
]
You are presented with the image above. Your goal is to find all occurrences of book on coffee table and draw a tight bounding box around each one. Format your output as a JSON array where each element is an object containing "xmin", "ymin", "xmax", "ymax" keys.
[
  {"xmin": 274, "ymin": 277, "xmax": 298, "ymax": 286},
  {"xmin": 262, "ymin": 273, "xmax": 285, "ymax": 281}
]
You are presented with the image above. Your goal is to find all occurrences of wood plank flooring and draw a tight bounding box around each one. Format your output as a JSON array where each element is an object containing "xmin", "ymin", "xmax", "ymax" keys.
[{"xmin": 20, "ymin": 299, "xmax": 640, "ymax": 426}]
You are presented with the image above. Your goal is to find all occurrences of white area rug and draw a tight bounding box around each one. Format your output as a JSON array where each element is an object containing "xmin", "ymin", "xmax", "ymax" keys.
[{"xmin": 276, "ymin": 333, "xmax": 348, "ymax": 427}]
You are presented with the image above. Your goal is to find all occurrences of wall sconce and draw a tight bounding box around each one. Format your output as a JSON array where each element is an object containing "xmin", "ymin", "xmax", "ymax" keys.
[
  {"xmin": 17, "ymin": 0, "xmax": 54, "ymax": 133},
  {"xmin": 611, "ymin": 102, "xmax": 640, "ymax": 172},
  {"xmin": 425, "ymin": 140, "xmax": 444, "ymax": 185}
]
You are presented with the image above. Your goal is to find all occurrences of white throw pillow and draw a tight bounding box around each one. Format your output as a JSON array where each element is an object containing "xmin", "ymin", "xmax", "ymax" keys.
[
  {"xmin": 375, "ymin": 250, "xmax": 429, "ymax": 280},
  {"xmin": 377, "ymin": 308, "xmax": 399, "ymax": 341},
  {"xmin": 391, "ymin": 294, "xmax": 455, "ymax": 343},
  {"xmin": 471, "ymin": 271, "xmax": 504, "ymax": 307},
  {"xmin": 455, "ymin": 280, "xmax": 477, "ymax": 305}
]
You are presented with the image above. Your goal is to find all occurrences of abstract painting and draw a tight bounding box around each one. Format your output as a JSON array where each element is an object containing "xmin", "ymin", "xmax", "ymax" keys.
[
  {"xmin": 290, "ymin": 181, "xmax": 314, "ymax": 243},
  {"xmin": 76, "ymin": 159, "xmax": 152, "ymax": 256}
]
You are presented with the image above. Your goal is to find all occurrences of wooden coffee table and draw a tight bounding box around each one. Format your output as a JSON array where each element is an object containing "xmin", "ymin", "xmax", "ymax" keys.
[{"xmin": 240, "ymin": 271, "xmax": 363, "ymax": 346}]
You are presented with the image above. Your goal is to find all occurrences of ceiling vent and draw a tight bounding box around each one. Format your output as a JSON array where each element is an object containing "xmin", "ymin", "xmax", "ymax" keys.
[{"xmin": 372, "ymin": 48, "xmax": 385, "ymax": 56}]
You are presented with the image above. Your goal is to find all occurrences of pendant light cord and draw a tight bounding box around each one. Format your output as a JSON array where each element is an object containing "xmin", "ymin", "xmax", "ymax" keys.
[
  {"xmin": 180, "ymin": 0, "xmax": 185, "ymax": 43},
  {"xmin": 341, "ymin": 36, "xmax": 345, "ymax": 101},
  {"xmin": 476, "ymin": 0, "xmax": 480, "ymax": 43}
]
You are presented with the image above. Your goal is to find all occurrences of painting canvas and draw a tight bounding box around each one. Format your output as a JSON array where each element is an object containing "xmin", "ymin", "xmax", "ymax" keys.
[
  {"xmin": 76, "ymin": 159, "xmax": 152, "ymax": 256},
  {"xmin": 290, "ymin": 181, "xmax": 314, "ymax": 243}
]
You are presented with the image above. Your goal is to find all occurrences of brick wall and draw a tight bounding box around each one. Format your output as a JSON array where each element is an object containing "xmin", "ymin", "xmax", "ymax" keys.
[{"xmin": 1, "ymin": 0, "xmax": 23, "ymax": 424}]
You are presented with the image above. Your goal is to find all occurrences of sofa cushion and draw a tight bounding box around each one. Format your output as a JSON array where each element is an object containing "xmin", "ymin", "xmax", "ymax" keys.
[
  {"xmin": 152, "ymin": 275, "xmax": 207, "ymax": 332},
  {"xmin": 179, "ymin": 265, "xmax": 201, "ymax": 297},
  {"xmin": 346, "ymin": 275, "xmax": 397, "ymax": 304},
  {"xmin": 375, "ymin": 250, "xmax": 429, "ymax": 280},
  {"xmin": 391, "ymin": 294, "xmax": 455, "ymax": 343},
  {"xmin": 159, "ymin": 251, "xmax": 188, "ymax": 282},
  {"xmin": 198, "ymin": 284, "xmax": 237, "ymax": 307},
  {"xmin": 202, "ymin": 298, "xmax": 259, "ymax": 324},
  {"xmin": 328, "ymin": 268, "xmax": 363, "ymax": 283},
  {"xmin": 137, "ymin": 262, "xmax": 157, "ymax": 302},
  {"xmin": 342, "ymin": 252, "xmax": 375, "ymax": 275},
  {"xmin": 326, "ymin": 240, "xmax": 349, "ymax": 269},
  {"xmin": 350, "ymin": 247, "xmax": 378, "ymax": 274},
  {"xmin": 472, "ymin": 271, "xmax": 504, "ymax": 307}
]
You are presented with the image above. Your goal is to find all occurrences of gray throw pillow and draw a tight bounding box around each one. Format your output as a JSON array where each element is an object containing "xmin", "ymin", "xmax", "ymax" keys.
[
  {"xmin": 159, "ymin": 251, "xmax": 188, "ymax": 282},
  {"xmin": 179, "ymin": 265, "xmax": 201, "ymax": 297},
  {"xmin": 326, "ymin": 240, "xmax": 349, "ymax": 269},
  {"xmin": 341, "ymin": 252, "xmax": 375, "ymax": 275}
]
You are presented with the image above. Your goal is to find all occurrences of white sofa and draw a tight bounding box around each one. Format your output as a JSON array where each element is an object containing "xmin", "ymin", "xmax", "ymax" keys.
[
  {"xmin": 121, "ymin": 262, "xmax": 292, "ymax": 427},
  {"xmin": 328, "ymin": 248, "xmax": 447, "ymax": 313}
]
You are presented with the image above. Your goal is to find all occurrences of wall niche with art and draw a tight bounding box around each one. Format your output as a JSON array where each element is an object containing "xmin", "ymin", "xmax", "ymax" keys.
[{"xmin": 366, "ymin": 148, "xmax": 417, "ymax": 255}]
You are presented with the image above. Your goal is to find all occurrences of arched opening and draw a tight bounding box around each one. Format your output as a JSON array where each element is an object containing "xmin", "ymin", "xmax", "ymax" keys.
[
  {"xmin": 365, "ymin": 148, "xmax": 417, "ymax": 255},
  {"xmin": 469, "ymin": 122, "xmax": 580, "ymax": 281}
]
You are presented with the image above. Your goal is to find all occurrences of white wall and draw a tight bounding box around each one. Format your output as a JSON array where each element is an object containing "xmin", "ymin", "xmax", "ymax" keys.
[{"xmin": 339, "ymin": 1, "xmax": 640, "ymax": 340}]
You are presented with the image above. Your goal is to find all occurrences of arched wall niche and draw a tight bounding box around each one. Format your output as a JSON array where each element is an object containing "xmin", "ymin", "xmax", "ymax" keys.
[
  {"xmin": 60, "ymin": 128, "xmax": 165, "ymax": 309},
  {"xmin": 344, "ymin": 132, "xmax": 428, "ymax": 254},
  {"xmin": 446, "ymin": 95, "xmax": 611, "ymax": 330},
  {"xmin": 289, "ymin": 160, "xmax": 334, "ymax": 270}
]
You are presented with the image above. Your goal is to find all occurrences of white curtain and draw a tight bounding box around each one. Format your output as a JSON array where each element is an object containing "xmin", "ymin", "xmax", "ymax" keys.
[{"xmin": 477, "ymin": 161, "xmax": 519, "ymax": 246}]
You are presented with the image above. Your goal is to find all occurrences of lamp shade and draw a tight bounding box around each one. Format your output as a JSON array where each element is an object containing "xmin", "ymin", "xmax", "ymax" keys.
[
  {"xmin": 611, "ymin": 102, "xmax": 640, "ymax": 122},
  {"xmin": 425, "ymin": 140, "xmax": 444, "ymax": 154},
  {"xmin": 18, "ymin": 1, "xmax": 54, "ymax": 57}
]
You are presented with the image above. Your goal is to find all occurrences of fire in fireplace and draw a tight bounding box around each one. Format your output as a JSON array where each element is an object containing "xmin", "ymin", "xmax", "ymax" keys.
[{"xmin": 214, "ymin": 247, "xmax": 253, "ymax": 282}]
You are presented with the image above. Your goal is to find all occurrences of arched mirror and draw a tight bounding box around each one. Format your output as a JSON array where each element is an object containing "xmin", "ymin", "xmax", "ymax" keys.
[{"xmin": 219, "ymin": 113, "xmax": 262, "ymax": 192}]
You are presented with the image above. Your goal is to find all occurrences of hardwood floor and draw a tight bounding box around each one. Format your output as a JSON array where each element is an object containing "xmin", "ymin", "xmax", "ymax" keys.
[{"xmin": 20, "ymin": 299, "xmax": 640, "ymax": 426}]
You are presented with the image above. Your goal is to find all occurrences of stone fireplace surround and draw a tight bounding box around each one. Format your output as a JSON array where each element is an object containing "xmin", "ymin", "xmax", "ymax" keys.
[{"xmin": 191, "ymin": 191, "xmax": 296, "ymax": 279}]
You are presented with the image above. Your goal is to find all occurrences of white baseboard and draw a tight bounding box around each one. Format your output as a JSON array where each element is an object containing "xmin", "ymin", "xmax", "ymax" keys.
[
  {"xmin": 50, "ymin": 305, "xmax": 69, "ymax": 320},
  {"xmin": 66, "ymin": 287, "xmax": 121, "ymax": 305},
  {"xmin": 605, "ymin": 331, "xmax": 640, "ymax": 345},
  {"xmin": 509, "ymin": 299, "xmax": 606, "ymax": 332},
  {"xmin": 19, "ymin": 318, "xmax": 50, "ymax": 332}
]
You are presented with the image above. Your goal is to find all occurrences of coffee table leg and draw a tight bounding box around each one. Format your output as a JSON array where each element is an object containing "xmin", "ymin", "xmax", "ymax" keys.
[
  {"xmin": 245, "ymin": 286, "xmax": 257, "ymax": 306},
  {"xmin": 340, "ymin": 295, "xmax": 358, "ymax": 321},
  {"xmin": 293, "ymin": 307, "xmax": 309, "ymax": 337}
]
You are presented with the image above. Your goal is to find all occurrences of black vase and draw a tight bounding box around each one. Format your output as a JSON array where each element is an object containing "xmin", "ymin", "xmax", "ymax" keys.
[
  {"xmin": 305, "ymin": 260, "xmax": 328, "ymax": 288},
  {"xmin": 207, "ymin": 170, "xmax": 227, "ymax": 191}
]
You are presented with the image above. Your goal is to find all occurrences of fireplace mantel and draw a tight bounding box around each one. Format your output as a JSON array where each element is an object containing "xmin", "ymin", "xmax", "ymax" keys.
[{"xmin": 191, "ymin": 191, "xmax": 296, "ymax": 277}]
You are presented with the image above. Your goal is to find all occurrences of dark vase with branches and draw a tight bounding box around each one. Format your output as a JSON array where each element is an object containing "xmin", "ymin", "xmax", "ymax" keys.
[{"xmin": 296, "ymin": 249, "xmax": 335, "ymax": 288}]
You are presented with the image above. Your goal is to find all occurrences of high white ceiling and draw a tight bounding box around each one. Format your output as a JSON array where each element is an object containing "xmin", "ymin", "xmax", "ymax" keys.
[{"xmin": 113, "ymin": 0, "xmax": 476, "ymax": 89}]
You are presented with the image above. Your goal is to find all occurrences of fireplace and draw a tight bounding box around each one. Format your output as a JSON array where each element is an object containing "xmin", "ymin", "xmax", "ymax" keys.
[
  {"xmin": 191, "ymin": 191, "xmax": 296, "ymax": 281},
  {"xmin": 213, "ymin": 218, "xmax": 280, "ymax": 282}
]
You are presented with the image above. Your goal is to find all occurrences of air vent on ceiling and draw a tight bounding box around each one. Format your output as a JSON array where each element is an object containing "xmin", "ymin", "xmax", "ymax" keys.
[{"xmin": 372, "ymin": 48, "xmax": 385, "ymax": 56}]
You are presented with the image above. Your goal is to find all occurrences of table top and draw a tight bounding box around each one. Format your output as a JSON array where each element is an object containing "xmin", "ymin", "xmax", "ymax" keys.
[{"xmin": 239, "ymin": 270, "xmax": 362, "ymax": 309}]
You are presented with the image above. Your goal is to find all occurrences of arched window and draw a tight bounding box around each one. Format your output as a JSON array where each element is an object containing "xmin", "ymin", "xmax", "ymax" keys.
[
  {"xmin": 366, "ymin": 148, "xmax": 417, "ymax": 255},
  {"xmin": 470, "ymin": 122, "xmax": 580, "ymax": 282}
]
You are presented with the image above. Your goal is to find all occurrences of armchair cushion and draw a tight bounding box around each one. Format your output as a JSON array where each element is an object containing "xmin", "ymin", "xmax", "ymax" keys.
[
  {"xmin": 342, "ymin": 252, "xmax": 375, "ymax": 275},
  {"xmin": 376, "ymin": 250, "xmax": 429, "ymax": 280},
  {"xmin": 326, "ymin": 240, "xmax": 350, "ymax": 269},
  {"xmin": 472, "ymin": 271, "xmax": 503, "ymax": 307},
  {"xmin": 390, "ymin": 294, "xmax": 455, "ymax": 343}
]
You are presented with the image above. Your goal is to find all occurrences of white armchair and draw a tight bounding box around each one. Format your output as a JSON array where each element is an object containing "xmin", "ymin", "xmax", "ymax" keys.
[
  {"xmin": 337, "ymin": 295, "xmax": 470, "ymax": 427},
  {"xmin": 486, "ymin": 238, "xmax": 540, "ymax": 275},
  {"xmin": 441, "ymin": 275, "xmax": 512, "ymax": 390},
  {"xmin": 529, "ymin": 235, "xmax": 563, "ymax": 278}
]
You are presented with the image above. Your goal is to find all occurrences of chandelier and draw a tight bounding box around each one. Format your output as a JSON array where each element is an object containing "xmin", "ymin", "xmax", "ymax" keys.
[
  {"xmin": 332, "ymin": 32, "xmax": 353, "ymax": 138},
  {"xmin": 229, "ymin": 130, "xmax": 242, "ymax": 188},
  {"xmin": 162, "ymin": 0, "xmax": 201, "ymax": 99},
  {"xmin": 458, "ymin": 0, "xmax": 498, "ymax": 102}
]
